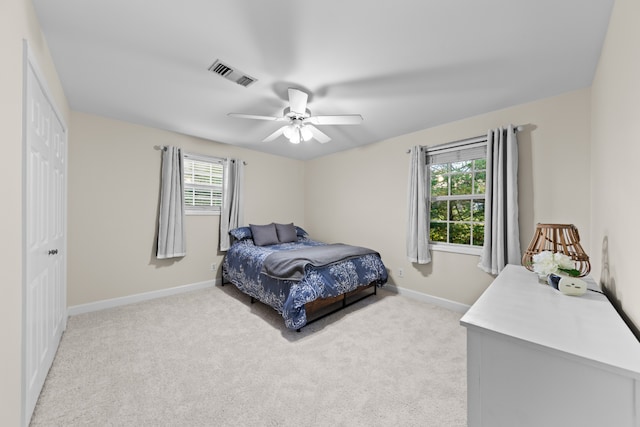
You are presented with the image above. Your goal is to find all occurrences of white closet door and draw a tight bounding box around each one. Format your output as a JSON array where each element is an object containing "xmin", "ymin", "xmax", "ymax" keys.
[{"xmin": 24, "ymin": 48, "xmax": 67, "ymax": 424}]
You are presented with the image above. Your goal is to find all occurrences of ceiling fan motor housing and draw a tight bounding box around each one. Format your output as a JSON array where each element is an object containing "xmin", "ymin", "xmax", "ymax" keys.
[{"xmin": 283, "ymin": 106, "xmax": 311, "ymax": 120}]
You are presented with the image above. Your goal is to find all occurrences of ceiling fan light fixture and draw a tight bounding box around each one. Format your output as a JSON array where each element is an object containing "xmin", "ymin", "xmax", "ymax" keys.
[
  {"xmin": 289, "ymin": 129, "xmax": 301, "ymax": 144},
  {"xmin": 283, "ymin": 125, "xmax": 294, "ymax": 139},
  {"xmin": 300, "ymin": 126, "xmax": 313, "ymax": 142}
]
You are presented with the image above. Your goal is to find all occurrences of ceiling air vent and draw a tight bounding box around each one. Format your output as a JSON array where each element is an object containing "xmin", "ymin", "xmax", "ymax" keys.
[{"xmin": 208, "ymin": 59, "xmax": 257, "ymax": 88}]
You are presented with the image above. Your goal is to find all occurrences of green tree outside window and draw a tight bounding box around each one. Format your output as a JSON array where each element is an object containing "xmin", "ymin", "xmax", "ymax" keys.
[{"xmin": 429, "ymin": 157, "xmax": 486, "ymax": 247}]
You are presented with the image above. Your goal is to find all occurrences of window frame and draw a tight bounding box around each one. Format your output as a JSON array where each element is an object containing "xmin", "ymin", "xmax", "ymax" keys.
[
  {"xmin": 426, "ymin": 138, "xmax": 487, "ymax": 256},
  {"xmin": 183, "ymin": 152, "xmax": 224, "ymax": 216}
]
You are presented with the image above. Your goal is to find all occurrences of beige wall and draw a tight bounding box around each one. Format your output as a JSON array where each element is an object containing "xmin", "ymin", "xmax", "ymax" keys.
[
  {"xmin": 0, "ymin": 0, "xmax": 70, "ymax": 424},
  {"xmin": 74, "ymin": 87, "xmax": 594, "ymax": 310},
  {"xmin": 68, "ymin": 112, "xmax": 305, "ymax": 306},
  {"xmin": 306, "ymin": 89, "xmax": 591, "ymax": 305},
  {"xmin": 591, "ymin": 0, "xmax": 640, "ymax": 334}
]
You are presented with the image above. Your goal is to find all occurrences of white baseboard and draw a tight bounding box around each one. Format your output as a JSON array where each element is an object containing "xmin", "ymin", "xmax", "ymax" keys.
[
  {"xmin": 67, "ymin": 278, "xmax": 220, "ymax": 316},
  {"xmin": 67, "ymin": 279, "xmax": 467, "ymax": 316},
  {"xmin": 384, "ymin": 284, "xmax": 470, "ymax": 313}
]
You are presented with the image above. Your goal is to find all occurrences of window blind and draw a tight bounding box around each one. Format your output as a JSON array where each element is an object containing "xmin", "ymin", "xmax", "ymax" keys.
[
  {"xmin": 426, "ymin": 141, "xmax": 487, "ymax": 165},
  {"xmin": 183, "ymin": 153, "xmax": 223, "ymax": 213}
]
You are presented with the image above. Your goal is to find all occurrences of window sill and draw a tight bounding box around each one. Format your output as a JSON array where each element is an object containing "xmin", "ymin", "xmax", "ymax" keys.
[
  {"xmin": 185, "ymin": 211, "xmax": 220, "ymax": 216},
  {"xmin": 430, "ymin": 243, "xmax": 482, "ymax": 256}
]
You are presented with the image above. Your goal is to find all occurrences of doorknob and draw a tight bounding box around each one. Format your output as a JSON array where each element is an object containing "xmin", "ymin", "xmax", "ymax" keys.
[{"xmin": 48, "ymin": 249, "xmax": 58, "ymax": 255}]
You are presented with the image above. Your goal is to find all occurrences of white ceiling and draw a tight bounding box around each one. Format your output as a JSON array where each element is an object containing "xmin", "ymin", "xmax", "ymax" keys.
[{"xmin": 33, "ymin": 0, "xmax": 614, "ymax": 160}]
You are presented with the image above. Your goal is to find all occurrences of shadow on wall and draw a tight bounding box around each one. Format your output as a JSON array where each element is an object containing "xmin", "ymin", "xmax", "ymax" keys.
[
  {"xmin": 414, "ymin": 261, "xmax": 433, "ymax": 278},
  {"xmin": 600, "ymin": 235, "xmax": 640, "ymax": 340},
  {"xmin": 517, "ymin": 124, "xmax": 535, "ymax": 249}
]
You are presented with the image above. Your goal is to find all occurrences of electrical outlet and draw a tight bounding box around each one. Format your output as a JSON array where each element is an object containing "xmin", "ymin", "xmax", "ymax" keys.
[
  {"xmin": 210, "ymin": 263, "xmax": 217, "ymax": 271},
  {"xmin": 398, "ymin": 268, "xmax": 404, "ymax": 278}
]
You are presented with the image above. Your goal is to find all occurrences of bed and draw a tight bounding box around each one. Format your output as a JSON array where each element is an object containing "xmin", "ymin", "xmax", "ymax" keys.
[{"xmin": 222, "ymin": 223, "xmax": 388, "ymax": 330}]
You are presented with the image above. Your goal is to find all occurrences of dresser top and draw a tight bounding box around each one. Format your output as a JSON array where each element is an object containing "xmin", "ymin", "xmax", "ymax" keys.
[{"xmin": 460, "ymin": 265, "xmax": 640, "ymax": 377}]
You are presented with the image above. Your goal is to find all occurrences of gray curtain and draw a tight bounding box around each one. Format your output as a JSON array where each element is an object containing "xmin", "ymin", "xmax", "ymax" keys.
[
  {"xmin": 157, "ymin": 146, "xmax": 186, "ymax": 259},
  {"xmin": 406, "ymin": 146, "xmax": 431, "ymax": 264},
  {"xmin": 478, "ymin": 125, "xmax": 521, "ymax": 274},
  {"xmin": 219, "ymin": 158, "xmax": 244, "ymax": 251}
]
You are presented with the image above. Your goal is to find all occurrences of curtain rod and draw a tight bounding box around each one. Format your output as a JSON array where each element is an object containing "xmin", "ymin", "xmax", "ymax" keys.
[
  {"xmin": 405, "ymin": 124, "xmax": 525, "ymax": 154},
  {"xmin": 154, "ymin": 145, "xmax": 248, "ymax": 165}
]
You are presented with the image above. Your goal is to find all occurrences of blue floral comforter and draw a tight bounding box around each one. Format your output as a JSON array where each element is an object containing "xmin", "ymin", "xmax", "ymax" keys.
[{"xmin": 222, "ymin": 238, "xmax": 388, "ymax": 329}]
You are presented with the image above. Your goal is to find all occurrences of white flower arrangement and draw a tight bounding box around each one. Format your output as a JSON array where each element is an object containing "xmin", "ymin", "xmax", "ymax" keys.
[{"xmin": 531, "ymin": 251, "xmax": 580, "ymax": 277}]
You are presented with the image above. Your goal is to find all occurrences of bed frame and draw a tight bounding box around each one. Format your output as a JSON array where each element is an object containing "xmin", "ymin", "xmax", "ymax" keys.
[
  {"xmin": 295, "ymin": 283, "xmax": 377, "ymax": 332},
  {"xmin": 221, "ymin": 273, "xmax": 378, "ymax": 331}
]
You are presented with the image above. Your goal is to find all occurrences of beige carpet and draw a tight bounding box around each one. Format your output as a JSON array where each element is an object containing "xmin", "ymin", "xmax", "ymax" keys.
[{"xmin": 30, "ymin": 284, "xmax": 467, "ymax": 426}]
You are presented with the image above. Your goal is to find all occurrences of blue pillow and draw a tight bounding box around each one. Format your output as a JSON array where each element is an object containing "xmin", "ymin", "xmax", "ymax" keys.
[
  {"xmin": 295, "ymin": 226, "xmax": 309, "ymax": 238},
  {"xmin": 229, "ymin": 227, "xmax": 252, "ymax": 241}
]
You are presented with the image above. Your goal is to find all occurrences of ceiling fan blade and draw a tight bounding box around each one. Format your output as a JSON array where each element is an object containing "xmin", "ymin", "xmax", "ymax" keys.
[
  {"xmin": 228, "ymin": 113, "xmax": 285, "ymax": 121},
  {"xmin": 288, "ymin": 88, "xmax": 308, "ymax": 115},
  {"xmin": 306, "ymin": 125, "xmax": 331, "ymax": 144},
  {"xmin": 304, "ymin": 114, "xmax": 363, "ymax": 125},
  {"xmin": 262, "ymin": 126, "xmax": 287, "ymax": 142}
]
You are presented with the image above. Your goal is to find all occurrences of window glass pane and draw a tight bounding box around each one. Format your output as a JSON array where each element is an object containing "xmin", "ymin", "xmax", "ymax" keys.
[
  {"xmin": 450, "ymin": 173, "xmax": 473, "ymax": 195},
  {"xmin": 184, "ymin": 188, "xmax": 195, "ymax": 205},
  {"xmin": 450, "ymin": 223, "xmax": 471, "ymax": 245},
  {"xmin": 211, "ymin": 190, "xmax": 222, "ymax": 206},
  {"xmin": 431, "ymin": 163, "xmax": 448, "ymax": 175},
  {"xmin": 430, "ymin": 222, "xmax": 447, "ymax": 242},
  {"xmin": 474, "ymin": 171, "xmax": 486, "ymax": 194},
  {"xmin": 193, "ymin": 189, "xmax": 212, "ymax": 206},
  {"xmin": 430, "ymin": 200, "xmax": 448, "ymax": 221},
  {"xmin": 472, "ymin": 200, "xmax": 485, "ymax": 222},
  {"xmin": 430, "ymin": 168, "xmax": 448, "ymax": 197},
  {"xmin": 449, "ymin": 200, "xmax": 471, "ymax": 221},
  {"xmin": 451, "ymin": 161, "xmax": 472, "ymax": 173},
  {"xmin": 472, "ymin": 224, "xmax": 485, "ymax": 246},
  {"xmin": 474, "ymin": 158, "xmax": 486, "ymax": 171}
]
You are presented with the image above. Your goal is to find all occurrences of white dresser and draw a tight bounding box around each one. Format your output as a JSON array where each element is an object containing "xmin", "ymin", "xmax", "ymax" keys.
[{"xmin": 460, "ymin": 265, "xmax": 640, "ymax": 427}]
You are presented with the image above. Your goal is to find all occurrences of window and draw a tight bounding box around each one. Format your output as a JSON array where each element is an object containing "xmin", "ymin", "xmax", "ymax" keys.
[
  {"xmin": 183, "ymin": 153, "xmax": 224, "ymax": 215},
  {"xmin": 427, "ymin": 141, "xmax": 486, "ymax": 254}
]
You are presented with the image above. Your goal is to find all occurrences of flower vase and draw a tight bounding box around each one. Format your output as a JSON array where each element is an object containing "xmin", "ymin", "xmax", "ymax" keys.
[{"xmin": 537, "ymin": 274, "xmax": 549, "ymax": 285}]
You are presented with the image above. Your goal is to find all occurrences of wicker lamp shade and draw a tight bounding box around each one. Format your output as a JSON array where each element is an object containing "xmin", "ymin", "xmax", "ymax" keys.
[{"xmin": 522, "ymin": 223, "xmax": 591, "ymax": 277}]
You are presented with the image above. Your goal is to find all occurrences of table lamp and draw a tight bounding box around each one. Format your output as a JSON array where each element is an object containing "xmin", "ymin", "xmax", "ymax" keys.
[{"xmin": 522, "ymin": 223, "xmax": 590, "ymax": 277}]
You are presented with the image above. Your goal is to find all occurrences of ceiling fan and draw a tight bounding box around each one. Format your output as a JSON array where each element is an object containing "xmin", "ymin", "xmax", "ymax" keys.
[{"xmin": 228, "ymin": 88, "xmax": 363, "ymax": 144}]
